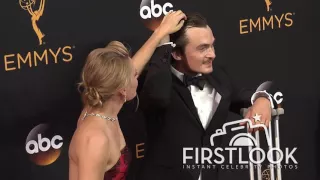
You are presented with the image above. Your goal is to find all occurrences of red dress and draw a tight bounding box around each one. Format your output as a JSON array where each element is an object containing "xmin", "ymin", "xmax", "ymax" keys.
[{"xmin": 104, "ymin": 146, "xmax": 131, "ymax": 180}]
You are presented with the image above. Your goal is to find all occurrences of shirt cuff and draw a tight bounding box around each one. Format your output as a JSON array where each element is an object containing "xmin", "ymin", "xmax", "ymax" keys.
[
  {"xmin": 251, "ymin": 90, "xmax": 274, "ymax": 109},
  {"xmin": 157, "ymin": 42, "xmax": 176, "ymax": 48}
]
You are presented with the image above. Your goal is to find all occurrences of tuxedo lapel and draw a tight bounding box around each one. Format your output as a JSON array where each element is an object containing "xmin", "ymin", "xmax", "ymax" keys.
[
  {"xmin": 204, "ymin": 73, "xmax": 225, "ymax": 98},
  {"xmin": 204, "ymin": 73, "xmax": 231, "ymax": 135},
  {"xmin": 172, "ymin": 75, "xmax": 205, "ymax": 131}
]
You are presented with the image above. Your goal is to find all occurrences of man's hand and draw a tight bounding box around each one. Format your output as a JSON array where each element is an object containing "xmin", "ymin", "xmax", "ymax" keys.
[
  {"xmin": 241, "ymin": 97, "xmax": 272, "ymax": 133},
  {"xmin": 155, "ymin": 10, "xmax": 187, "ymax": 39}
]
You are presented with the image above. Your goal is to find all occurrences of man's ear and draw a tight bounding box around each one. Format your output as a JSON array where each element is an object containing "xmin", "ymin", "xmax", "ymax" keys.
[{"xmin": 171, "ymin": 51, "xmax": 183, "ymax": 61}]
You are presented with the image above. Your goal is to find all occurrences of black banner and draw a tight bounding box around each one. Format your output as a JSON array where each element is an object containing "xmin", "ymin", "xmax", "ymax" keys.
[{"xmin": 0, "ymin": 0, "xmax": 318, "ymax": 179}]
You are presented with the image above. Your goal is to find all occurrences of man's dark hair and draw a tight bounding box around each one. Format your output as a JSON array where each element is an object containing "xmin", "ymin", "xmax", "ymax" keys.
[{"xmin": 170, "ymin": 12, "xmax": 208, "ymax": 54}]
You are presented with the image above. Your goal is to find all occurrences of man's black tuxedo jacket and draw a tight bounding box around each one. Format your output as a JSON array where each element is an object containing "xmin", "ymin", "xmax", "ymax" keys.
[{"xmin": 137, "ymin": 45, "xmax": 273, "ymax": 180}]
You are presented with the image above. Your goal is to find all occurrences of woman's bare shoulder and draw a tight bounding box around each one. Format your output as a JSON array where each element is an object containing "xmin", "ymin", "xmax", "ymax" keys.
[
  {"xmin": 77, "ymin": 118, "xmax": 108, "ymax": 142},
  {"xmin": 72, "ymin": 118, "xmax": 109, "ymax": 152}
]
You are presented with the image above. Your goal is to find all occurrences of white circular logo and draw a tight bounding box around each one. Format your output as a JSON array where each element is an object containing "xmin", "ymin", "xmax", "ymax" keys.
[
  {"xmin": 139, "ymin": 0, "xmax": 174, "ymax": 30},
  {"xmin": 25, "ymin": 124, "xmax": 63, "ymax": 166}
]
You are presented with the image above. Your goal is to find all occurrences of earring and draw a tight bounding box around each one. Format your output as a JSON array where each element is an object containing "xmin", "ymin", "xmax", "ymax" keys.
[
  {"xmin": 135, "ymin": 94, "xmax": 139, "ymax": 112},
  {"xmin": 124, "ymin": 94, "xmax": 127, "ymax": 103}
]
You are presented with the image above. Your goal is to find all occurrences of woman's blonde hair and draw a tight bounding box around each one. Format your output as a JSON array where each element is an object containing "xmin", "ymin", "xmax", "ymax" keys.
[{"xmin": 78, "ymin": 41, "xmax": 132, "ymax": 108}]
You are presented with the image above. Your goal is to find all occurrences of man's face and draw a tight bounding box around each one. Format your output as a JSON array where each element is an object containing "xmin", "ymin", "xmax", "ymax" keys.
[{"xmin": 180, "ymin": 26, "xmax": 216, "ymax": 75}]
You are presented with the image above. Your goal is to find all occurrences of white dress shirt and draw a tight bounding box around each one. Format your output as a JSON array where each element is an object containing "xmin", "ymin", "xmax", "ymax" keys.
[{"xmin": 171, "ymin": 66, "xmax": 221, "ymax": 129}]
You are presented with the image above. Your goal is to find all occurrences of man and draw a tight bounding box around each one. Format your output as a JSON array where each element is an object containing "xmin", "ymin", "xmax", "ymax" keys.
[{"xmin": 138, "ymin": 11, "xmax": 275, "ymax": 180}]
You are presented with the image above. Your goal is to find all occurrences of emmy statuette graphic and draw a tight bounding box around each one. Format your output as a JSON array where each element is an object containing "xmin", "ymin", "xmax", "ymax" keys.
[{"xmin": 19, "ymin": 0, "xmax": 45, "ymax": 45}]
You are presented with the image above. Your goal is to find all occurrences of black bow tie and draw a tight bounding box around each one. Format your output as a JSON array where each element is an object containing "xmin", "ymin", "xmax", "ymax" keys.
[{"xmin": 183, "ymin": 74, "xmax": 206, "ymax": 90}]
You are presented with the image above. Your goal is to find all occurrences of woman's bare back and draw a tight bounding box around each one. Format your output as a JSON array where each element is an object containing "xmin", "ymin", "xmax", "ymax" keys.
[{"xmin": 69, "ymin": 111, "xmax": 126, "ymax": 180}]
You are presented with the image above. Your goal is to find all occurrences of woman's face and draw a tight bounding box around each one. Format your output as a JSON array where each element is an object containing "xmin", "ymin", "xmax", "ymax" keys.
[{"xmin": 125, "ymin": 59, "xmax": 138, "ymax": 101}]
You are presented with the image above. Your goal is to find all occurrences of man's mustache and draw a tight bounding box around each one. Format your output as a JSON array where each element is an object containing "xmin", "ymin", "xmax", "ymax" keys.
[{"xmin": 203, "ymin": 59, "xmax": 213, "ymax": 64}]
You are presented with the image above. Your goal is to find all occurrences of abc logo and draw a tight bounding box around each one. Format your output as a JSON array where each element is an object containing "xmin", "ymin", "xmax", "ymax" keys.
[
  {"xmin": 25, "ymin": 124, "xmax": 63, "ymax": 166},
  {"xmin": 271, "ymin": 91, "xmax": 283, "ymax": 106},
  {"xmin": 140, "ymin": 0, "xmax": 173, "ymax": 31},
  {"xmin": 257, "ymin": 81, "xmax": 284, "ymax": 107}
]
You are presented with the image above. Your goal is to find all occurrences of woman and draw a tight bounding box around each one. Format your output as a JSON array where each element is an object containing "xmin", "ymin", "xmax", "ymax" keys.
[{"xmin": 68, "ymin": 10, "xmax": 187, "ymax": 180}]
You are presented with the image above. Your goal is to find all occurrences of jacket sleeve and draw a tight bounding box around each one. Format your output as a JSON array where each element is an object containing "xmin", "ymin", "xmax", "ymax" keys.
[
  {"xmin": 139, "ymin": 44, "xmax": 173, "ymax": 111},
  {"xmin": 222, "ymin": 68, "xmax": 277, "ymax": 115}
]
